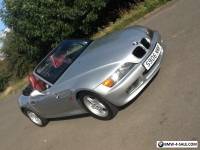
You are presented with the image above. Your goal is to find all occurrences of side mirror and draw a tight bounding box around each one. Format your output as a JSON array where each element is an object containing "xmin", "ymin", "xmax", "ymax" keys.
[{"xmin": 30, "ymin": 90, "xmax": 45, "ymax": 97}]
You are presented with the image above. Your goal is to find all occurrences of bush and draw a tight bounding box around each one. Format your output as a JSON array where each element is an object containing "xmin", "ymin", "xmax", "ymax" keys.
[
  {"xmin": 0, "ymin": 73, "xmax": 9, "ymax": 92},
  {"xmin": 98, "ymin": 0, "xmax": 144, "ymax": 25}
]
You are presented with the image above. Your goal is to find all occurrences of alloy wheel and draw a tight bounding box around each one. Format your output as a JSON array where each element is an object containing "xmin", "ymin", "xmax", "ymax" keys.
[{"xmin": 83, "ymin": 96, "xmax": 109, "ymax": 117}]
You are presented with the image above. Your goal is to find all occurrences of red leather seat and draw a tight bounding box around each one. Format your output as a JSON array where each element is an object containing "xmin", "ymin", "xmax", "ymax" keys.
[
  {"xmin": 50, "ymin": 54, "xmax": 65, "ymax": 68},
  {"xmin": 28, "ymin": 74, "xmax": 46, "ymax": 91}
]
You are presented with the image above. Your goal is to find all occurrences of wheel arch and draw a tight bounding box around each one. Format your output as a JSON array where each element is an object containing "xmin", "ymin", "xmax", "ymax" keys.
[
  {"xmin": 75, "ymin": 89, "xmax": 116, "ymax": 106},
  {"xmin": 75, "ymin": 89, "xmax": 98, "ymax": 100}
]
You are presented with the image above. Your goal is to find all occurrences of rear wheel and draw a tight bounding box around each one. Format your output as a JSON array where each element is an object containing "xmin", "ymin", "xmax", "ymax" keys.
[
  {"xmin": 24, "ymin": 109, "xmax": 48, "ymax": 127},
  {"xmin": 79, "ymin": 92, "xmax": 118, "ymax": 120}
]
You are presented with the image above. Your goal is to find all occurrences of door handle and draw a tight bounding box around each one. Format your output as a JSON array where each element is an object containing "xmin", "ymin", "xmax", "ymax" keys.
[{"xmin": 55, "ymin": 94, "xmax": 60, "ymax": 99}]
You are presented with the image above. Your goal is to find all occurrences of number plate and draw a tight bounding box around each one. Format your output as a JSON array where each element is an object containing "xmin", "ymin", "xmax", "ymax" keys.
[{"xmin": 143, "ymin": 43, "xmax": 162, "ymax": 70}]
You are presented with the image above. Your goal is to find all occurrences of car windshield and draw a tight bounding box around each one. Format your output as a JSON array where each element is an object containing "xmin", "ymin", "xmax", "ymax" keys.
[{"xmin": 35, "ymin": 40, "xmax": 90, "ymax": 84}]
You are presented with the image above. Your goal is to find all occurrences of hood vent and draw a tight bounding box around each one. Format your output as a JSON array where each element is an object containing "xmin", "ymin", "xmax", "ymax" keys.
[
  {"xmin": 133, "ymin": 46, "xmax": 146, "ymax": 58},
  {"xmin": 141, "ymin": 38, "xmax": 150, "ymax": 49}
]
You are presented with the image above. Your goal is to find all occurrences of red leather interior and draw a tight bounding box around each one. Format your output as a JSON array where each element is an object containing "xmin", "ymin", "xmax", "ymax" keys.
[
  {"xmin": 50, "ymin": 54, "xmax": 65, "ymax": 68},
  {"xmin": 28, "ymin": 74, "xmax": 46, "ymax": 91}
]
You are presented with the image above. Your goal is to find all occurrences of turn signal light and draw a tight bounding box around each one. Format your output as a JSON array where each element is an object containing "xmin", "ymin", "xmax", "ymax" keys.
[{"xmin": 102, "ymin": 79, "xmax": 114, "ymax": 87}]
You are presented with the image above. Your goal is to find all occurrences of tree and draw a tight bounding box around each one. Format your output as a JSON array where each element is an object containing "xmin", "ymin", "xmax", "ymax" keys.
[
  {"xmin": 0, "ymin": 0, "xmax": 145, "ymax": 80},
  {"xmin": 1, "ymin": 0, "xmax": 107, "ymax": 52},
  {"xmin": 0, "ymin": 0, "xmax": 108, "ymax": 78},
  {"xmin": 0, "ymin": 60, "xmax": 10, "ymax": 91},
  {"xmin": 1, "ymin": 31, "xmax": 38, "ymax": 78}
]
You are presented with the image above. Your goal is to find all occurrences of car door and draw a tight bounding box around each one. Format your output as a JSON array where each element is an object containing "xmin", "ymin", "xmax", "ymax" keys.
[{"xmin": 29, "ymin": 88, "xmax": 77, "ymax": 117}]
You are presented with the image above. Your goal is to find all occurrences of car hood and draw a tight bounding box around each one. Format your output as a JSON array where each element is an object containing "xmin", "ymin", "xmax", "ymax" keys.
[
  {"xmin": 55, "ymin": 26, "xmax": 148, "ymax": 88},
  {"xmin": 81, "ymin": 26, "xmax": 147, "ymax": 65}
]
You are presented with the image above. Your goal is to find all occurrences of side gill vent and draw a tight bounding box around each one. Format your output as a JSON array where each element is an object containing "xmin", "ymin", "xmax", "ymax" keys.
[
  {"xmin": 141, "ymin": 38, "xmax": 150, "ymax": 49},
  {"xmin": 133, "ymin": 46, "xmax": 146, "ymax": 58}
]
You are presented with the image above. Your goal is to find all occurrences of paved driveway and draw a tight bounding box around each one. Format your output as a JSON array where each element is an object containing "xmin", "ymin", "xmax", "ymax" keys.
[{"xmin": 0, "ymin": 0, "xmax": 200, "ymax": 149}]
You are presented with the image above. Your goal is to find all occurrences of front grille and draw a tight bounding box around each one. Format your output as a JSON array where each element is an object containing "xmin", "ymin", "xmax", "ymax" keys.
[
  {"xmin": 141, "ymin": 38, "xmax": 150, "ymax": 49},
  {"xmin": 133, "ymin": 46, "xmax": 146, "ymax": 58}
]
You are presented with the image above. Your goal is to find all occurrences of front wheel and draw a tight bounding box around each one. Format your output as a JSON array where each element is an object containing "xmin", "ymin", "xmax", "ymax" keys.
[
  {"xmin": 24, "ymin": 109, "xmax": 48, "ymax": 127},
  {"xmin": 79, "ymin": 92, "xmax": 118, "ymax": 120}
]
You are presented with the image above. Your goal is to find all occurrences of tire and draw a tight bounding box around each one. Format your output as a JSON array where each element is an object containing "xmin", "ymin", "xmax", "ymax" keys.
[
  {"xmin": 79, "ymin": 92, "xmax": 118, "ymax": 120},
  {"xmin": 24, "ymin": 109, "xmax": 48, "ymax": 127}
]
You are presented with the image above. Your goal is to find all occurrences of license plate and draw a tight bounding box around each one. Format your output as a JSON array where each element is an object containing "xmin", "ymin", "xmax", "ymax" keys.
[{"xmin": 143, "ymin": 43, "xmax": 162, "ymax": 70}]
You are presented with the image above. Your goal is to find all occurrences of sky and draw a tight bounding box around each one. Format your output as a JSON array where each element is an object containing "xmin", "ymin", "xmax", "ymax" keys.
[
  {"xmin": 0, "ymin": 21, "xmax": 5, "ymax": 31},
  {"xmin": 0, "ymin": 0, "xmax": 6, "ymax": 31}
]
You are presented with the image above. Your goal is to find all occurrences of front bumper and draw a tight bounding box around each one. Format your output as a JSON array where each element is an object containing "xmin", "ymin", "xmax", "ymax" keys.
[{"xmin": 94, "ymin": 33, "xmax": 164, "ymax": 106}]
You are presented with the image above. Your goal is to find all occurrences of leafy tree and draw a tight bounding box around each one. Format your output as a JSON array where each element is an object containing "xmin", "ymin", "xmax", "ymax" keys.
[
  {"xmin": 1, "ymin": 0, "xmax": 107, "ymax": 52},
  {"xmin": 0, "ymin": 61, "xmax": 10, "ymax": 91},
  {"xmin": 0, "ymin": 73, "xmax": 9, "ymax": 91},
  {"xmin": 0, "ymin": 0, "xmax": 146, "ymax": 81},
  {"xmin": 0, "ymin": 0, "xmax": 108, "ymax": 79},
  {"xmin": 1, "ymin": 31, "xmax": 38, "ymax": 78}
]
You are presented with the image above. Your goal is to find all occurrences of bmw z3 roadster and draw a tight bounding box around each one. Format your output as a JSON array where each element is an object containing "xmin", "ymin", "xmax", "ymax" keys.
[{"xmin": 18, "ymin": 26, "xmax": 164, "ymax": 126}]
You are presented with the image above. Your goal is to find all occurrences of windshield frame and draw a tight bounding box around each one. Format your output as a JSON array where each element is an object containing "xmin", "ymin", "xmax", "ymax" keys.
[{"xmin": 33, "ymin": 39, "xmax": 92, "ymax": 86}]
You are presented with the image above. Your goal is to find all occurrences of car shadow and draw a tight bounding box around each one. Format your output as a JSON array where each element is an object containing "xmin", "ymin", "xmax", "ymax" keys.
[
  {"xmin": 118, "ymin": 69, "xmax": 160, "ymax": 110},
  {"xmin": 49, "ymin": 113, "xmax": 90, "ymax": 122}
]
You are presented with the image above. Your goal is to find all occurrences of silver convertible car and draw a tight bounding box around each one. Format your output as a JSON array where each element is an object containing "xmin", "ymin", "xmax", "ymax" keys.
[{"xmin": 18, "ymin": 26, "xmax": 164, "ymax": 126}]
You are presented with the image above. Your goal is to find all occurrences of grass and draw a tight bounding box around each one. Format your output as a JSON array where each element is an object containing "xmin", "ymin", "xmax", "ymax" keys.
[
  {"xmin": 93, "ymin": 0, "xmax": 171, "ymax": 39},
  {"xmin": 0, "ymin": 78, "xmax": 27, "ymax": 100},
  {"xmin": 0, "ymin": 0, "xmax": 171, "ymax": 100}
]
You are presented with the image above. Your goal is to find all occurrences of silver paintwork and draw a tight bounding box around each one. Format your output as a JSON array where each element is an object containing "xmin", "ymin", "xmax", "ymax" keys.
[{"xmin": 18, "ymin": 25, "xmax": 164, "ymax": 119}]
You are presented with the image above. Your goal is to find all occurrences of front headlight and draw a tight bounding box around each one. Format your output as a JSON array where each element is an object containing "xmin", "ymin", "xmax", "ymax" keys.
[
  {"xmin": 102, "ymin": 63, "xmax": 134, "ymax": 87},
  {"xmin": 147, "ymin": 28, "xmax": 154, "ymax": 39}
]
